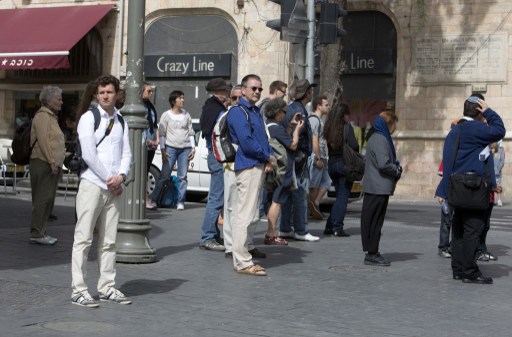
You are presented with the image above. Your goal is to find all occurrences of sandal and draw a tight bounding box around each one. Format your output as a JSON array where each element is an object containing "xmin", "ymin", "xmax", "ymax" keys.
[
  {"xmin": 264, "ymin": 234, "xmax": 288, "ymax": 246},
  {"xmin": 237, "ymin": 264, "xmax": 267, "ymax": 276}
]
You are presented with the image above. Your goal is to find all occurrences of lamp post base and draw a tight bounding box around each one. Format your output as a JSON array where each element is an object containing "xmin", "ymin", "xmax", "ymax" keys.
[{"xmin": 116, "ymin": 220, "xmax": 158, "ymax": 263}]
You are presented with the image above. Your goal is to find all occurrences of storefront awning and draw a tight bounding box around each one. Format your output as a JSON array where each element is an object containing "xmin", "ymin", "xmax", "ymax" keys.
[{"xmin": 0, "ymin": 4, "xmax": 113, "ymax": 70}]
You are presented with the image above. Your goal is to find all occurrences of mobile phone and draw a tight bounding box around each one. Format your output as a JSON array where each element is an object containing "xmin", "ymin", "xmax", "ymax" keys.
[{"xmin": 295, "ymin": 113, "xmax": 302, "ymax": 121}]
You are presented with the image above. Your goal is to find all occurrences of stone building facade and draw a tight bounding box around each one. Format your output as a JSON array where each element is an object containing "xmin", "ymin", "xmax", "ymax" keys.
[{"xmin": 0, "ymin": 0, "xmax": 510, "ymax": 201}]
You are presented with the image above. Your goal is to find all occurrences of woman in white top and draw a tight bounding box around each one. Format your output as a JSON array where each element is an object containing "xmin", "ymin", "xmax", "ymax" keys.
[{"xmin": 148, "ymin": 90, "xmax": 195, "ymax": 210}]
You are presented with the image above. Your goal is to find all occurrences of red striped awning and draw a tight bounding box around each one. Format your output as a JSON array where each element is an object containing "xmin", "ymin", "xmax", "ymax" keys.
[{"xmin": 0, "ymin": 4, "xmax": 113, "ymax": 70}]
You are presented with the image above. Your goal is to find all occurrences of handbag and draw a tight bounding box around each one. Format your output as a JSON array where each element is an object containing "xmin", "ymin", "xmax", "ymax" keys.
[{"xmin": 447, "ymin": 125, "xmax": 491, "ymax": 210}]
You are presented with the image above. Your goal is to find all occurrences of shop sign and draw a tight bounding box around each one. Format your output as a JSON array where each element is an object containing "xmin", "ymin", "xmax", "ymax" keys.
[
  {"xmin": 144, "ymin": 54, "xmax": 231, "ymax": 77},
  {"xmin": 341, "ymin": 49, "xmax": 394, "ymax": 74}
]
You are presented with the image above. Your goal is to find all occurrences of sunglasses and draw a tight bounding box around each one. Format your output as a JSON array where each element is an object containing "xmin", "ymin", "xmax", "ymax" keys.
[
  {"xmin": 231, "ymin": 96, "xmax": 240, "ymax": 100},
  {"xmin": 248, "ymin": 86, "xmax": 263, "ymax": 92}
]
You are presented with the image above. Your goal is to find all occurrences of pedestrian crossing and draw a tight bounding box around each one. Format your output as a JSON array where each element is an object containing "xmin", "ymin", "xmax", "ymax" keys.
[{"xmin": 490, "ymin": 215, "xmax": 512, "ymax": 231}]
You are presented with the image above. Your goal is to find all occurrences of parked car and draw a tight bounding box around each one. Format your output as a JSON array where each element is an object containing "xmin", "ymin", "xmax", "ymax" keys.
[
  {"xmin": 148, "ymin": 119, "xmax": 363, "ymax": 203},
  {"xmin": 324, "ymin": 180, "xmax": 363, "ymax": 204}
]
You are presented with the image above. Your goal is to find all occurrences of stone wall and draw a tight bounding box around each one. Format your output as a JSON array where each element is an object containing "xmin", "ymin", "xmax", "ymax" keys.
[{"xmin": 350, "ymin": 0, "xmax": 512, "ymax": 201}]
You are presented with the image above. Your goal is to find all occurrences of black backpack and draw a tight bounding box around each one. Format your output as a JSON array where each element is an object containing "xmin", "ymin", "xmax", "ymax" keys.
[{"xmin": 11, "ymin": 120, "xmax": 36, "ymax": 166}]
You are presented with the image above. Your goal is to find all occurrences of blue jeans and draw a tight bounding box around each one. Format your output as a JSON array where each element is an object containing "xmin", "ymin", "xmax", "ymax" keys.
[
  {"xmin": 439, "ymin": 204, "xmax": 453, "ymax": 249},
  {"xmin": 200, "ymin": 152, "xmax": 224, "ymax": 243},
  {"xmin": 151, "ymin": 146, "xmax": 191, "ymax": 204},
  {"xmin": 280, "ymin": 175, "xmax": 309, "ymax": 236},
  {"xmin": 326, "ymin": 174, "xmax": 352, "ymax": 231}
]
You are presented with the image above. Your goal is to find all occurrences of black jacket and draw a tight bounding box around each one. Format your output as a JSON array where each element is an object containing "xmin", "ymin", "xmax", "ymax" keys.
[
  {"xmin": 200, "ymin": 95, "xmax": 226, "ymax": 143},
  {"xmin": 144, "ymin": 99, "xmax": 158, "ymax": 135}
]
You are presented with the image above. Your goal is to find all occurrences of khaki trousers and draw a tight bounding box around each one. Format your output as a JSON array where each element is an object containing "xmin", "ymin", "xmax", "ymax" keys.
[
  {"xmin": 29, "ymin": 158, "xmax": 60, "ymax": 238},
  {"xmin": 232, "ymin": 165, "xmax": 263, "ymax": 270},
  {"xmin": 71, "ymin": 179, "xmax": 120, "ymax": 296},
  {"xmin": 223, "ymin": 167, "xmax": 258, "ymax": 253}
]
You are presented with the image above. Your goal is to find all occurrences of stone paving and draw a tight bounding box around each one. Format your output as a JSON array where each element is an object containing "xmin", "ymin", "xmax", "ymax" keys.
[{"xmin": 1, "ymin": 188, "xmax": 511, "ymax": 337}]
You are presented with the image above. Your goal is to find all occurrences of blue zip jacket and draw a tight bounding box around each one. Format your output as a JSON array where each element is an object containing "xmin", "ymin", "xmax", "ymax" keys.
[
  {"xmin": 435, "ymin": 108, "xmax": 505, "ymax": 199},
  {"xmin": 227, "ymin": 98, "xmax": 273, "ymax": 171}
]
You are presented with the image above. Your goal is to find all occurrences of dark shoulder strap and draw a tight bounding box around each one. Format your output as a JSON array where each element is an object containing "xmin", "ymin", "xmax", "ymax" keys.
[
  {"xmin": 308, "ymin": 114, "xmax": 322, "ymax": 134},
  {"xmin": 91, "ymin": 106, "xmax": 101, "ymax": 131},
  {"xmin": 450, "ymin": 126, "xmax": 461, "ymax": 169},
  {"xmin": 117, "ymin": 114, "xmax": 125, "ymax": 132}
]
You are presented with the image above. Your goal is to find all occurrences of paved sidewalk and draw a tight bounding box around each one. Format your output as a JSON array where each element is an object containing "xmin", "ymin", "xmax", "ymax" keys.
[{"xmin": 1, "ymin": 188, "xmax": 511, "ymax": 337}]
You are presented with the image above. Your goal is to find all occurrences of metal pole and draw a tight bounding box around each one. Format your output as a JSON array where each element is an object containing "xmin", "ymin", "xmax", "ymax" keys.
[
  {"xmin": 305, "ymin": 0, "xmax": 316, "ymax": 83},
  {"xmin": 116, "ymin": 0, "xmax": 157, "ymax": 263}
]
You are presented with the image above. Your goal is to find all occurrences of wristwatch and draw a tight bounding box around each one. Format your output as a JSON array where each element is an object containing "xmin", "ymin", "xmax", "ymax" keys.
[{"xmin": 120, "ymin": 173, "xmax": 127, "ymax": 183}]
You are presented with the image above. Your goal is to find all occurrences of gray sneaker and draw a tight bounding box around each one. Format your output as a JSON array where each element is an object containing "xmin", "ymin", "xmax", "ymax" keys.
[
  {"xmin": 438, "ymin": 248, "xmax": 451, "ymax": 258},
  {"xmin": 29, "ymin": 236, "xmax": 56, "ymax": 245},
  {"xmin": 99, "ymin": 288, "xmax": 132, "ymax": 305},
  {"xmin": 71, "ymin": 292, "xmax": 99, "ymax": 308},
  {"xmin": 199, "ymin": 239, "xmax": 225, "ymax": 251}
]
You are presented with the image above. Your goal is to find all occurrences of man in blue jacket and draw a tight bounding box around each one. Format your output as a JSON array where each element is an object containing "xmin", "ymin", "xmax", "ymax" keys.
[
  {"xmin": 227, "ymin": 74, "xmax": 276, "ymax": 276},
  {"xmin": 435, "ymin": 95, "xmax": 505, "ymax": 284}
]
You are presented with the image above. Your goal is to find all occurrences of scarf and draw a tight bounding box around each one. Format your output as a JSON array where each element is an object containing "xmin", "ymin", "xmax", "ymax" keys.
[{"xmin": 373, "ymin": 115, "xmax": 397, "ymax": 163}]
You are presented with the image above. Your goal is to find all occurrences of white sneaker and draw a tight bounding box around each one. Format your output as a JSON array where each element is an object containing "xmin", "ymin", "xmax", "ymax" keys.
[
  {"xmin": 278, "ymin": 230, "xmax": 295, "ymax": 238},
  {"xmin": 497, "ymin": 200, "xmax": 503, "ymax": 207},
  {"xmin": 99, "ymin": 288, "xmax": 132, "ymax": 305},
  {"xmin": 71, "ymin": 291, "xmax": 99, "ymax": 308},
  {"xmin": 177, "ymin": 203, "xmax": 185, "ymax": 210},
  {"xmin": 29, "ymin": 236, "xmax": 56, "ymax": 245},
  {"xmin": 294, "ymin": 233, "xmax": 320, "ymax": 242},
  {"xmin": 46, "ymin": 235, "xmax": 58, "ymax": 244}
]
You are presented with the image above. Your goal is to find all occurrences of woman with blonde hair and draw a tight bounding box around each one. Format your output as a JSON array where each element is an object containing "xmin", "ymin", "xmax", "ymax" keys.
[{"xmin": 360, "ymin": 109, "xmax": 402, "ymax": 266}]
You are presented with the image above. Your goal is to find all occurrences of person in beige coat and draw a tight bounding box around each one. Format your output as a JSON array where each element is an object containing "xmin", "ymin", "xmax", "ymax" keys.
[{"xmin": 29, "ymin": 85, "xmax": 65, "ymax": 245}]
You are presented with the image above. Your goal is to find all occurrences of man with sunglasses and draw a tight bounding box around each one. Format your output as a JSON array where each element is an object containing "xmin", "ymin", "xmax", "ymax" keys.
[
  {"xmin": 227, "ymin": 74, "xmax": 277, "ymax": 276},
  {"xmin": 229, "ymin": 85, "xmax": 242, "ymax": 106},
  {"xmin": 71, "ymin": 75, "xmax": 132, "ymax": 307},
  {"xmin": 278, "ymin": 79, "xmax": 320, "ymax": 242}
]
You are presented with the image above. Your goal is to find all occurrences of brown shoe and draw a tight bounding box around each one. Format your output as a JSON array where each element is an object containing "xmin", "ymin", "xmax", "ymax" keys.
[
  {"xmin": 264, "ymin": 234, "xmax": 288, "ymax": 245},
  {"xmin": 308, "ymin": 200, "xmax": 324, "ymax": 220}
]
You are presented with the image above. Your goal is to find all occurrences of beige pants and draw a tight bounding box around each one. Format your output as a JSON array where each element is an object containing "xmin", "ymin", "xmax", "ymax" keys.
[
  {"xmin": 223, "ymin": 167, "xmax": 258, "ymax": 253},
  {"xmin": 71, "ymin": 179, "xmax": 121, "ymax": 296},
  {"xmin": 232, "ymin": 165, "xmax": 264, "ymax": 270}
]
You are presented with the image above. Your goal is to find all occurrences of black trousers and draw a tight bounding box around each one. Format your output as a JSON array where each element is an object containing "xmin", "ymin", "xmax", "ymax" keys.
[
  {"xmin": 451, "ymin": 207, "xmax": 486, "ymax": 278},
  {"xmin": 360, "ymin": 193, "xmax": 389, "ymax": 254}
]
